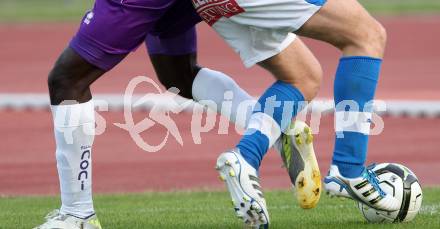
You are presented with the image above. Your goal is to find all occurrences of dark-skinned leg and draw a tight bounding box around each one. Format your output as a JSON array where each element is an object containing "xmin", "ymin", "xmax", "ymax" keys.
[
  {"xmin": 39, "ymin": 0, "xmax": 167, "ymax": 225},
  {"xmin": 149, "ymin": 52, "xmax": 256, "ymax": 128},
  {"xmin": 149, "ymin": 53, "xmax": 201, "ymax": 99},
  {"xmin": 48, "ymin": 47, "xmax": 105, "ymax": 105},
  {"xmin": 48, "ymin": 47, "xmax": 112, "ymax": 220}
]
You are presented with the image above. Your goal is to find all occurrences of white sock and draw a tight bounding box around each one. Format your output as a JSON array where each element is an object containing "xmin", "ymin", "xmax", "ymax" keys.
[
  {"xmin": 51, "ymin": 100, "xmax": 95, "ymax": 218},
  {"xmin": 192, "ymin": 68, "xmax": 255, "ymax": 128},
  {"xmin": 247, "ymin": 112, "xmax": 282, "ymax": 148}
]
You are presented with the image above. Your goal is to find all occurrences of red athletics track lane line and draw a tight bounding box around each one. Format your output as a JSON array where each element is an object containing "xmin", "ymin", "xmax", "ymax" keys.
[
  {"xmin": 0, "ymin": 111, "xmax": 438, "ymax": 196},
  {"xmin": 0, "ymin": 17, "xmax": 439, "ymax": 100}
]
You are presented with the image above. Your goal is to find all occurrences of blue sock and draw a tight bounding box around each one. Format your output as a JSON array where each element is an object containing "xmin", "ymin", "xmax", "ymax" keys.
[
  {"xmin": 237, "ymin": 81, "xmax": 305, "ymax": 169},
  {"xmin": 332, "ymin": 56, "xmax": 381, "ymax": 178}
]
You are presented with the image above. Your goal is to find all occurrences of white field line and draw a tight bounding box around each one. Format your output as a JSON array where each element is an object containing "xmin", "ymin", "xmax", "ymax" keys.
[{"xmin": 0, "ymin": 93, "xmax": 440, "ymax": 118}]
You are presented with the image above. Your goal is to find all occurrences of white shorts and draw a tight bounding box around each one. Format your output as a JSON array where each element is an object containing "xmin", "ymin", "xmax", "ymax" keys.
[{"xmin": 193, "ymin": 0, "xmax": 326, "ymax": 67}]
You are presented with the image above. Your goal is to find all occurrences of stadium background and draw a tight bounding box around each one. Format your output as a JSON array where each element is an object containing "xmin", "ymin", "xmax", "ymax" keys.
[{"xmin": 0, "ymin": 0, "xmax": 439, "ymax": 228}]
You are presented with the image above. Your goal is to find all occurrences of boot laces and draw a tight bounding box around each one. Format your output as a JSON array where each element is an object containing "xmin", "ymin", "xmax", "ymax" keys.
[{"xmin": 364, "ymin": 164, "xmax": 386, "ymax": 197}]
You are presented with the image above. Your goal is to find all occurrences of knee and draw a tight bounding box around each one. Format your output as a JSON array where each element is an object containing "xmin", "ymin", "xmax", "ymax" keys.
[
  {"xmin": 261, "ymin": 59, "xmax": 322, "ymax": 102},
  {"xmin": 48, "ymin": 51, "xmax": 95, "ymax": 104},
  {"xmin": 300, "ymin": 64, "xmax": 323, "ymax": 101},
  {"xmin": 281, "ymin": 64, "xmax": 323, "ymax": 102},
  {"xmin": 47, "ymin": 56, "xmax": 87, "ymax": 97},
  {"xmin": 340, "ymin": 19, "xmax": 387, "ymax": 57},
  {"xmin": 48, "ymin": 61, "xmax": 71, "ymax": 93},
  {"xmin": 48, "ymin": 63, "xmax": 80, "ymax": 105},
  {"xmin": 374, "ymin": 22, "xmax": 388, "ymax": 51},
  {"xmin": 48, "ymin": 60, "xmax": 71, "ymax": 97},
  {"xmin": 361, "ymin": 20, "xmax": 387, "ymax": 56}
]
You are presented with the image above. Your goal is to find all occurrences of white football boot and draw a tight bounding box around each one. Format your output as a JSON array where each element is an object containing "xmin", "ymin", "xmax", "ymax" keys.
[
  {"xmin": 324, "ymin": 164, "xmax": 400, "ymax": 211},
  {"xmin": 216, "ymin": 149, "xmax": 269, "ymax": 228},
  {"xmin": 33, "ymin": 209, "xmax": 102, "ymax": 229},
  {"xmin": 273, "ymin": 121, "xmax": 322, "ymax": 209},
  {"xmin": 323, "ymin": 165, "xmax": 351, "ymax": 199}
]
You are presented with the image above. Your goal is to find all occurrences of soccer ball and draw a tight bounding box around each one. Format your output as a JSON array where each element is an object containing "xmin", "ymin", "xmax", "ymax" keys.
[{"xmin": 358, "ymin": 163, "xmax": 423, "ymax": 223}]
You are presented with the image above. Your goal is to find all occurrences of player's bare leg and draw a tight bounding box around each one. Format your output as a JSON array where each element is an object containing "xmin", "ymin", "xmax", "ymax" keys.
[
  {"xmin": 297, "ymin": 0, "xmax": 386, "ymax": 58},
  {"xmin": 258, "ymin": 39, "xmax": 323, "ymax": 209},
  {"xmin": 258, "ymin": 38, "xmax": 322, "ymax": 102},
  {"xmin": 49, "ymin": 48, "xmax": 105, "ymax": 104},
  {"xmin": 38, "ymin": 0, "xmax": 202, "ymax": 227},
  {"xmin": 150, "ymin": 53, "xmax": 201, "ymax": 100},
  {"xmin": 214, "ymin": 36, "xmax": 324, "ymax": 227},
  {"xmin": 296, "ymin": 0, "xmax": 399, "ymax": 211},
  {"xmin": 35, "ymin": 48, "xmax": 104, "ymax": 229},
  {"xmin": 150, "ymin": 40, "xmax": 324, "ymax": 210}
]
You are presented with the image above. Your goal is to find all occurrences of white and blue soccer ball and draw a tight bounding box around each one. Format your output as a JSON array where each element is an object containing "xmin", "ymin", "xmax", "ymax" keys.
[{"xmin": 358, "ymin": 163, "xmax": 423, "ymax": 223}]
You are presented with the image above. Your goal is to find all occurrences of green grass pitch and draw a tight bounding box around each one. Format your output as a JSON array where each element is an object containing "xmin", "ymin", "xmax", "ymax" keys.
[{"xmin": 0, "ymin": 188, "xmax": 439, "ymax": 228}]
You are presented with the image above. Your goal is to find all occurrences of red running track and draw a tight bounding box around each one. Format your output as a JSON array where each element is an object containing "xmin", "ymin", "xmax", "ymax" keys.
[
  {"xmin": 0, "ymin": 17, "xmax": 439, "ymax": 195},
  {"xmin": 0, "ymin": 111, "xmax": 439, "ymax": 195},
  {"xmin": 0, "ymin": 17, "xmax": 440, "ymax": 99}
]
